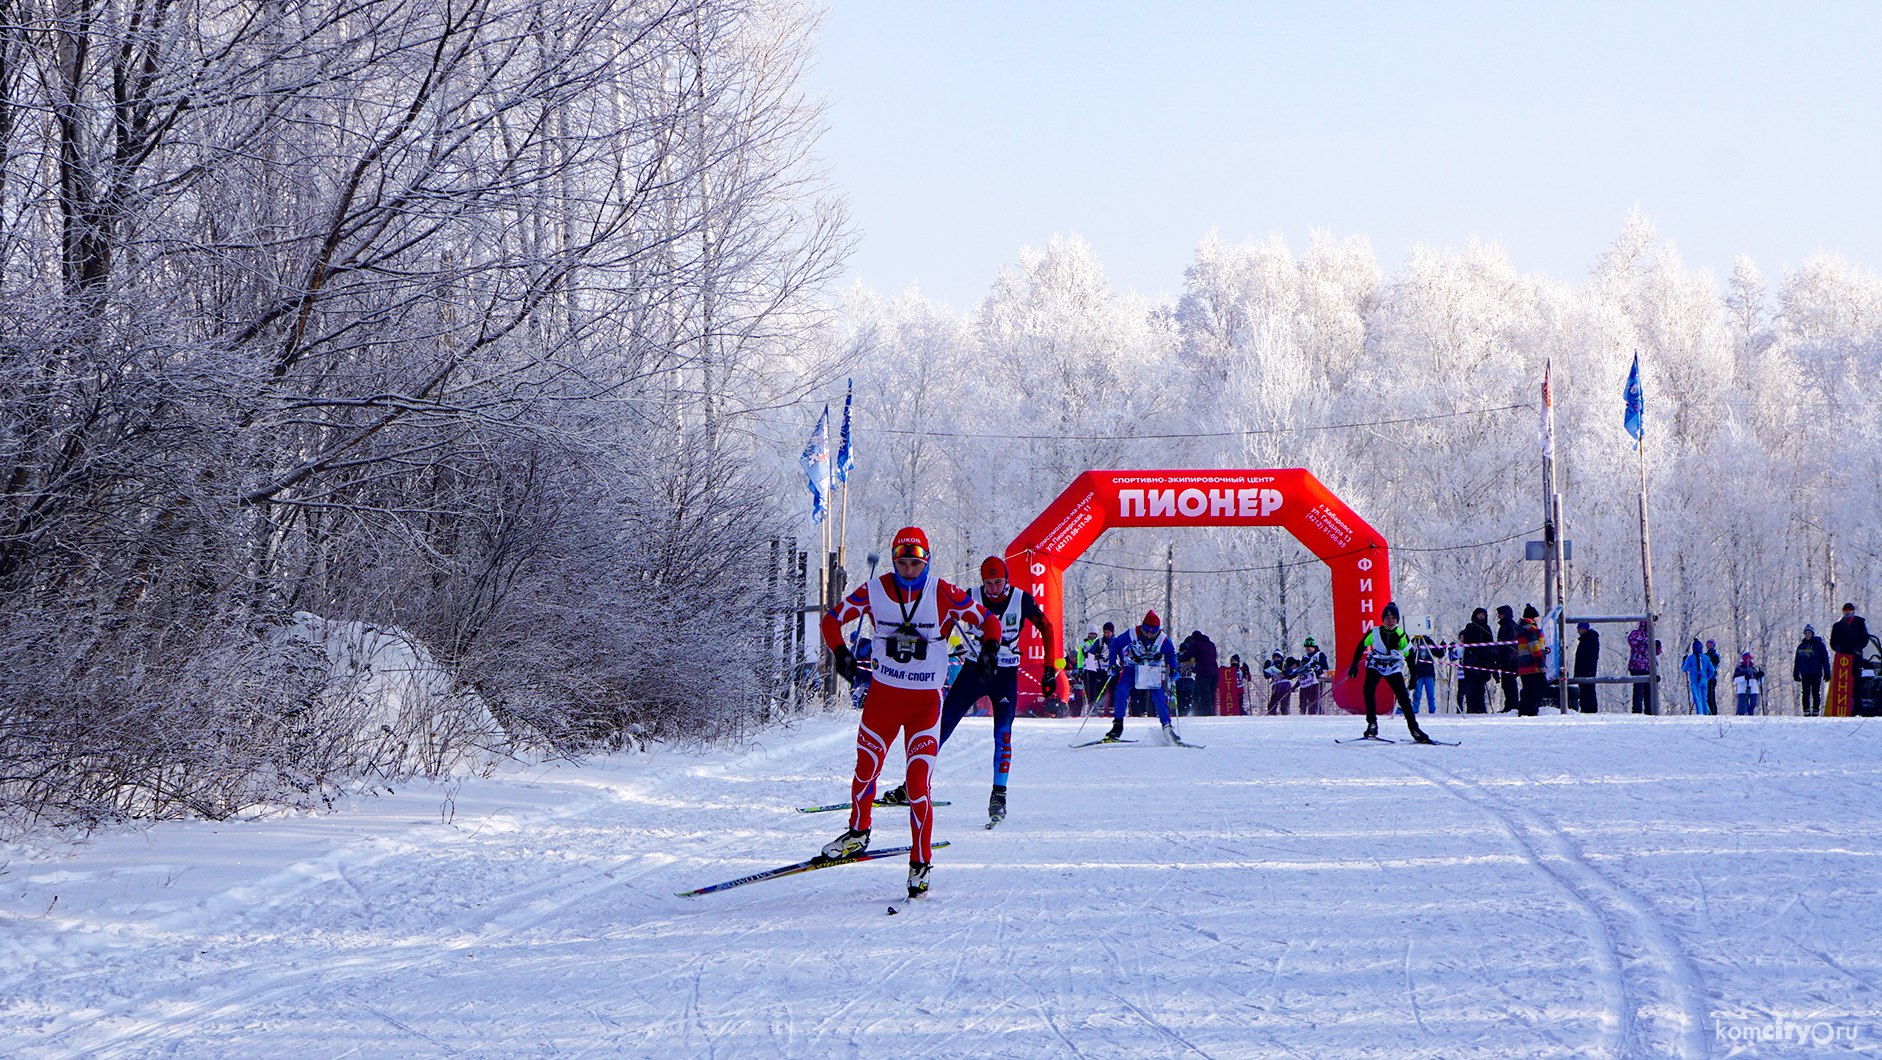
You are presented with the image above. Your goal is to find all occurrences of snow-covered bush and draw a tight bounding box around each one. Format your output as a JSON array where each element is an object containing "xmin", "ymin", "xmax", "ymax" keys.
[{"xmin": 279, "ymin": 614, "xmax": 501, "ymax": 783}]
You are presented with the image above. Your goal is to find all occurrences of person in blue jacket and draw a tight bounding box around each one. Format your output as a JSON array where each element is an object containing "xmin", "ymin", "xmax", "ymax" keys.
[
  {"xmin": 1104, "ymin": 610, "xmax": 1182, "ymax": 744},
  {"xmin": 1681, "ymin": 639, "xmax": 1716, "ymax": 714}
]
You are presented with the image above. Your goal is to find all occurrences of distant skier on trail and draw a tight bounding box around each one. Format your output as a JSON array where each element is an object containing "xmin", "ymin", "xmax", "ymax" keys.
[
  {"xmin": 1345, "ymin": 602, "xmax": 1437, "ymax": 743},
  {"xmin": 822, "ymin": 526, "xmax": 1001, "ymax": 898},
  {"xmin": 1296, "ymin": 636, "xmax": 1330, "ymax": 715},
  {"xmin": 877, "ymin": 555, "xmax": 1054, "ymax": 827},
  {"xmin": 1262, "ymin": 651, "xmax": 1292, "ymax": 715},
  {"xmin": 1793, "ymin": 624, "xmax": 1829, "ymax": 716},
  {"xmin": 1103, "ymin": 611, "xmax": 1183, "ymax": 744}
]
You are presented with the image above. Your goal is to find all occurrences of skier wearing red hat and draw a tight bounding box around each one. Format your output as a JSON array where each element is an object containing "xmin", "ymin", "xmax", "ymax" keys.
[
  {"xmin": 819, "ymin": 526, "xmax": 1002, "ymax": 898},
  {"xmin": 1103, "ymin": 610, "xmax": 1182, "ymax": 743},
  {"xmin": 874, "ymin": 555, "xmax": 1054, "ymax": 826}
]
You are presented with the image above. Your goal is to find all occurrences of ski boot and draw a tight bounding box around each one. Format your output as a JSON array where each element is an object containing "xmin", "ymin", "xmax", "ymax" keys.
[
  {"xmin": 821, "ymin": 827, "xmax": 870, "ymax": 860},
  {"xmin": 1409, "ymin": 728, "xmax": 1436, "ymax": 745},
  {"xmin": 1103, "ymin": 719, "xmax": 1125, "ymax": 742},
  {"xmin": 988, "ymin": 785, "xmax": 1007, "ymax": 824},
  {"xmin": 907, "ymin": 861, "xmax": 930, "ymax": 899},
  {"xmin": 878, "ymin": 783, "xmax": 909, "ymax": 806},
  {"xmin": 1162, "ymin": 723, "xmax": 1181, "ymax": 745}
]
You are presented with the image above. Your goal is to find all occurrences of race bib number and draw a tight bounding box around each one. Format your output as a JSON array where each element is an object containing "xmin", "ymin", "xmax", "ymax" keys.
[{"xmin": 1134, "ymin": 662, "xmax": 1165, "ymax": 690}]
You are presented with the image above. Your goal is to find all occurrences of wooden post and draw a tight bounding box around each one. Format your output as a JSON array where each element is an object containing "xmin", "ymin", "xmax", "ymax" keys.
[{"xmin": 1164, "ymin": 544, "xmax": 1175, "ymax": 633}]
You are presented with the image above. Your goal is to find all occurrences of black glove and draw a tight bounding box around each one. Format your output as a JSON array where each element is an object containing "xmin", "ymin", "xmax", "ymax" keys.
[
  {"xmin": 831, "ymin": 646, "xmax": 859, "ymax": 684},
  {"xmin": 1041, "ymin": 665, "xmax": 1060, "ymax": 692},
  {"xmin": 1346, "ymin": 666, "xmax": 1358, "ymax": 680},
  {"xmin": 978, "ymin": 637, "xmax": 1001, "ymax": 679}
]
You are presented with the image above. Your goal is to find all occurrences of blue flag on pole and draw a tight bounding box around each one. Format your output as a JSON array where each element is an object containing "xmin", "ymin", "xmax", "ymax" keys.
[
  {"xmin": 800, "ymin": 405, "xmax": 829, "ymax": 524},
  {"xmin": 835, "ymin": 379, "xmax": 855, "ymax": 485},
  {"xmin": 1623, "ymin": 352, "xmax": 1644, "ymax": 447}
]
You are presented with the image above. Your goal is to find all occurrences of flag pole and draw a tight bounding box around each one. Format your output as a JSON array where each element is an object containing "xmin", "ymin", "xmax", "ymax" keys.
[
  {"xmin": 835, "ymin": 380, "xmax": 854, "ymax": 592},
  {"xmin": 1542, "ymin": 359, "xmax": 1568, "ymax": 710},
  {"xmin": 1628, "ymin": 353, "xmax": 1659, "ymax": 715},
  {"xmin": 1638, "ymin": 428, "xmax": 1658, "ymax": 715}
]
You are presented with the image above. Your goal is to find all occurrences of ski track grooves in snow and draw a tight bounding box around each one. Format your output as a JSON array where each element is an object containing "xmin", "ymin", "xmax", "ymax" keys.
[
  {"xmin": 64, "ymin": 724, "xmax": 861, "ymax": 1058},
  {"xmin": 1395, "ymin": 755, "xmax": 1712, "ymax": 1060}
]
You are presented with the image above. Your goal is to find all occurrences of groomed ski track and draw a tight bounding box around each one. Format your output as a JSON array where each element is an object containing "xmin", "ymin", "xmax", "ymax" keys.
[{"xmin": 5, "ymin": 715, "xmax": 1881, "ymax": 1058}]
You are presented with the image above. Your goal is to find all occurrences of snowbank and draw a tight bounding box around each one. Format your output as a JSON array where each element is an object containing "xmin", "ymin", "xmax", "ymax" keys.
[{"xmin": 281, "ymin": 611, "xmax": 501, "ymax": 778}]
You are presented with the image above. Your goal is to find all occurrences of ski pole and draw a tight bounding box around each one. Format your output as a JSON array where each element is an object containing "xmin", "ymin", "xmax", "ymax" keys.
[{"xmin": 1074, "ymin": 671, "xmax": 1118, "ymax": 739}]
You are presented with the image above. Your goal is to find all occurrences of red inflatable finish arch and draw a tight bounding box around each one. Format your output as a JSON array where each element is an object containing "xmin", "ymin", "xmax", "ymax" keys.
[{"xmin": 1005, "ymin": 469, "xmax": 1391, "ymax": 715}]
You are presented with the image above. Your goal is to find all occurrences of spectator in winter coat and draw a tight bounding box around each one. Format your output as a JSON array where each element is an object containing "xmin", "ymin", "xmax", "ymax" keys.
[
  {"xmin": 1458, "ymin": 608, "xmax": 1496, "ymax": 713},
  {"xmin": 1495, "ymin": 605, "xmax": 1521, "ymax": 712},
  {"xmin": 1513, "ymin": 605, "xmax": 1547, "ymax": 716},
  {"xmin": 1793, "ymin": 625, "xmax": 1830, "ymax": 716},
  {"xmin": 1571, "ymin": 622, "xmax": 1601, "ymax": 713},
  {"xmin": 1263, "ymin": 652, "xmax": 1292, "ymax": 715},
  {"xmin": 1733, "ymin": 653, "xmax": 1765, "ymax": 715},
  {"xmin": 1077, "ymin": 623, "xmax": 1115, "ymax": 718},
  {"xmin": 1189, "ymin": 636, "xmax": 1219, "ymax": 719},
  {"xmin": 1704, "ymin": 640, "xmax": 1721, "ymax": 716},
  {"xmin": 1681, "ymin": 639, "xmax": 1716, "ymax": 714},
  {"xmin": 1626, "ymin": 620, "xmax": 1661, "ymax": 714},
  {"xmin": 1409, "ymin": 635, "xmax": 1439, "ymax": 713},
  {"xmin": 1826, "ymin": 603, "xmax": 1871, "ymax": 717}
]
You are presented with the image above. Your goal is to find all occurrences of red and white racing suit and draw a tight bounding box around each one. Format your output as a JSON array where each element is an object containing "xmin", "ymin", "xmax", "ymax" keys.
[{"xmin": 822, "ymin": 574, "xmax": 999, "ymax": 862}]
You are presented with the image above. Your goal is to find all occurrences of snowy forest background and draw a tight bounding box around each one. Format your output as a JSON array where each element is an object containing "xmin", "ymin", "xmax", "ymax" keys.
[
  {"xmin": 819, "ymin": 217, "xmax": 1882, "ymax": 701},
  {"xmin": 3, "ymin": 0, "xmax": 1878, "ymax": 831}
]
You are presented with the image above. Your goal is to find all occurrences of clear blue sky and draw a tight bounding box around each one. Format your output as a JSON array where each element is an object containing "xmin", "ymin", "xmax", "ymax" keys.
[{"xmin": 804, "ymin": 1, "xmax": 1880, "ymax": 312}]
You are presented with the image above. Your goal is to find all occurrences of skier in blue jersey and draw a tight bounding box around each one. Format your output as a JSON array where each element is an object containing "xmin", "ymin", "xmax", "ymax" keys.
[
  {"xmin": 879, "ymin": 556, "xmax": 1054, "ymax": 825},
  {"xmin": 1103, "ymin": 611, "xmax": 1183, "ymax": 744}
]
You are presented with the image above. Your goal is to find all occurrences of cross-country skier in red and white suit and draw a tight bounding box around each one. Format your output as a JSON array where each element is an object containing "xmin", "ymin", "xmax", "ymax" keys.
[{"xmin": 821, "ymin": 526, "xmax": 1001, "ymax": 899}]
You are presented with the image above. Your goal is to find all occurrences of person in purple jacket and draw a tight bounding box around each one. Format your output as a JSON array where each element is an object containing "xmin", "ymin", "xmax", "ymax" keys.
[{"xmin": 1181, "ymin": 629, "xmax": 1220, "ymax": 716}]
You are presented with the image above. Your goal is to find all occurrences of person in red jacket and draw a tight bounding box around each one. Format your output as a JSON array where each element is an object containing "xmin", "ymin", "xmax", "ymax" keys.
[
  {"xmin": 821, "ymin": 526, "xmax": 1000, "ymax": 899},
  {"xmin": 1513, "ymin": 604, "xmax": 1548, "ymax": 715}
]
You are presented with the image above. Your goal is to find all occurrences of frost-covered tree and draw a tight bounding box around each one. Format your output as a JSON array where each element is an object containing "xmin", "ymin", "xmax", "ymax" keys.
[{"xmin": 0, "ymin": 0, "xmax": 845, "ymax": 826}]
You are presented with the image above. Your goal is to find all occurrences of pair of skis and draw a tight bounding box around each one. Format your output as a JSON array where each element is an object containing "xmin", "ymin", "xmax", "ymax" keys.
[
  {"xmin": 677, "ymin": 841, "xmax": 950, "ymax": 899},
  {"xmin": 1334, "ymin": 734, "xmax": 1461, "ymax": 746},
  {"xmin": 796, "ymin": 798, "xmax": 950, "ymax": 814},
  {"xmin": 800, "ymin": 795, "xmax": 1002, "ymax": 831},
  {"xmin": 1070, "ymin": 732, "xmax": 1205, "ymax": 749}
]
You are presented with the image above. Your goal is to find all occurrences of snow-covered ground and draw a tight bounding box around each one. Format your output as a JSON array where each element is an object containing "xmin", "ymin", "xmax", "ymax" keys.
[{"xmin": 3, "ymin": 713, "xmax": 1879, "ymax": 1058}]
